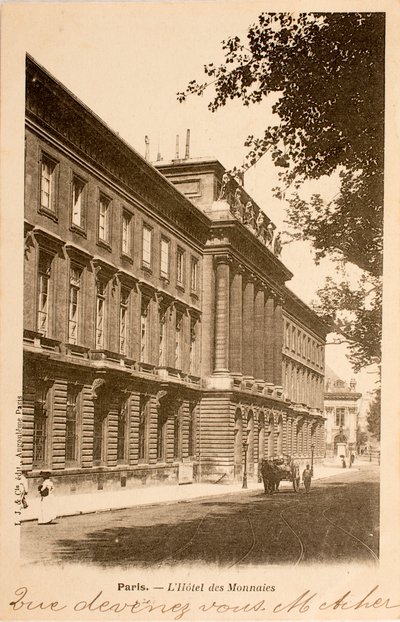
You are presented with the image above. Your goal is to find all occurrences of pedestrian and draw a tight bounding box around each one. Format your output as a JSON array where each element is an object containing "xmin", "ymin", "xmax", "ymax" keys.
[
  {"xmin": 38, "ymin": 471, "xmax": 56, "ymax": 524},
  {"xmin": 341, "ymin": 456, "xmax": 346, "ymax": 468},
  {"xmin": 350, "ymin": 452, "xmax": 355, "ymax": 465},
  {"xmin": 20, "ymin": 473, "xmax": 28, "ymax": 509},
  {"xmin": 302, "ymin": 464, "xmax": 312, "ymax": 493}
]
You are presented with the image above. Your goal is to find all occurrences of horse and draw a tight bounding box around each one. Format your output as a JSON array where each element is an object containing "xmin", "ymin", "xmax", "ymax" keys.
[{"xmin": 260, "ymin": 459, "xmax": 281, "ymax": 495}]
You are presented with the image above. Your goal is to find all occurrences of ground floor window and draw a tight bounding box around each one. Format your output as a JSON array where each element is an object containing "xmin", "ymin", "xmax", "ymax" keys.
[
  {"xmin": 33, "ymin": 384, "xmax": 49, "ymax": 468},
  {"xmin": 66, "ymin": 385, "xmax": 80, "ymax": 464},
  {"xmin": 117, "ymin": 399, "xmax": 129, "ymax": 462},
  {"xmin": 157, "ymin": 404, "xmax": 168, "ymax": 461}
]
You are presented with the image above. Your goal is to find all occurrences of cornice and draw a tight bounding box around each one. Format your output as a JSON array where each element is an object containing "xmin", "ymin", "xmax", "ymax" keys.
[{"xmin": 26, "ymin": 56, "xmax": 211, "ymax": 246}]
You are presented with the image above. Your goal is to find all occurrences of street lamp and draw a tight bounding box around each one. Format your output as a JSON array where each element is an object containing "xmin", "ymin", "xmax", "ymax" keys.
[
  {"xmin": 242, "ymin": 438, "xmax": 248, "ymax": 489},
  {"xmin": 311, "ymin": 443, "xmax": 315, "ymax": 476}
]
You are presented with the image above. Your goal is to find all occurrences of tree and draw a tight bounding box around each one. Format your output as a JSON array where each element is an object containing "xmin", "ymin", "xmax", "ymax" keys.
[
  {"xmin": 178, "ymin": 12, "xmax": 384, "ymax": 370},
  {"xmin": 367, "ymin": 389, "xmax": 381, "ymax": 441}
]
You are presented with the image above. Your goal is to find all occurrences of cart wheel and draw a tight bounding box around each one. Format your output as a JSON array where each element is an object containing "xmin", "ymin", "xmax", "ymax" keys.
[{"xmin": 293, "ymin": 477, "xmax": 300, "ymax": 492}]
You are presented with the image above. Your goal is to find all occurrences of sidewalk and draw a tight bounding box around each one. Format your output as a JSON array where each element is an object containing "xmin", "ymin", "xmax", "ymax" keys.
[{"xmin": 20, "ymin": 463, "xmax": 364, "ymax": 522}]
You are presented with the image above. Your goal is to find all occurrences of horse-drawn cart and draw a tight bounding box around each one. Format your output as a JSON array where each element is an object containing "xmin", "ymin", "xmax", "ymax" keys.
[{"xmin": 261, "ymin": 456, "xmax": 301, "ymax": 494}]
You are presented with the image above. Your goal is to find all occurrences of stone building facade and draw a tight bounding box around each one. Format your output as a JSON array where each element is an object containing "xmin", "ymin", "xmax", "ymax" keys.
[
  {"xmin": 324, "ymin": 368, "xmax": 362, "ymax": 461},
  {"xmin": 22, "ymin": 56, "xmax": 329, "ymax": 495}
]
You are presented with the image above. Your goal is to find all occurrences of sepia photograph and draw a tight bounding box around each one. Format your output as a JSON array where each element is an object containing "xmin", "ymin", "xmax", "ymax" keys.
[{"xmin": 0, "ymin": 1, "xmax": 399, "ymax": 620}]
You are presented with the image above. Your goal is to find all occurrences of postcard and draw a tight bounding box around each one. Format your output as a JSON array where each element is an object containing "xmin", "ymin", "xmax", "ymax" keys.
[{"xmin": 0, "ymin": 1, "xmax": 399, "ymax": 621}]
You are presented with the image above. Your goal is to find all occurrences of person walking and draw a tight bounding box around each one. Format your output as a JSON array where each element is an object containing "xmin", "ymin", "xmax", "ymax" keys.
[
  {"xmin": 302, "ymin": 464, "xmax": 312, "ymax": 494},
  {"xmin": 38, "ymin": 471, "xmax": 56, "ymax": 524},
  {"xmin": 20, "ymin": 473, "xmax": 28, "ymax": 509}
]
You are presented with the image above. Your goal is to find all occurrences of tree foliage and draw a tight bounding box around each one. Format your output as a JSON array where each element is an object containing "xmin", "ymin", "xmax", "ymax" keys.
[
  {"xmin": 367, "ymin": 389, "xmax": 381, "ymax": 441},
  {"xmin": 178, "ymin": 12, "xmax": 384, "ymax": 369}
]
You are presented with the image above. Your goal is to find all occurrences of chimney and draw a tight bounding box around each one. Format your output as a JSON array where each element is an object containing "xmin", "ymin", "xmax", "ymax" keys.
[
  {"xmin": 144, "ymin": 135, "xmax": 150, "ymax": 161},
  {"xmin": 185, "ymin": 129, "xmax": 190, "ymax": 159},
  {"xmin": 175, "ymin": 135, "xmax": 180, "ymax": 160}
]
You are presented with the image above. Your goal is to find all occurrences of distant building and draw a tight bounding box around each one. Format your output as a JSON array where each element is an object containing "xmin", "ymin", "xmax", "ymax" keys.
[
  {"xmin": 324, "ymin": 367, "xmax": 362, "ymax": 460},
  {"xmin": 22, "ymin": 55, "xmax": 329, "ymax": 496}
]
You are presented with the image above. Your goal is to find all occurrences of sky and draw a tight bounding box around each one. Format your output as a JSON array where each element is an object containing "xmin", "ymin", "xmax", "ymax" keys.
[{"xmin": 6, "ymin": 1, "xmax": 380, "ymax": 397}]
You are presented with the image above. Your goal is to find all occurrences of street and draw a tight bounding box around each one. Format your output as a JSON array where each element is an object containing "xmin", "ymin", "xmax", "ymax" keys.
[{"xmin": 21, "ymin": 466, "xmax": 379, "ymax": 567}]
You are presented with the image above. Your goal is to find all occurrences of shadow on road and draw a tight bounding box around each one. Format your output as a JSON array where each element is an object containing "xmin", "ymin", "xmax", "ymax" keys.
[{"xmin": 21, "ymin": 477, "xmax": 379, "ymax": 568}]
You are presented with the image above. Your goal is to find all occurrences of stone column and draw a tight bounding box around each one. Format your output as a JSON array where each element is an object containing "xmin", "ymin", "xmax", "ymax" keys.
[
  {"xmin": 264, "ymin": 290, "xmax": 275, "ymax": 384},
  {"xmin": 229, "ymin": 265, "xmax": 243, "ymax": 376},
  {"xmin": 242, "ymin": 274, "xmax": 255, "ymax": 379},
  {"xmin": 273, "ymin": 296, "xmax": 284, "ymax": 386},
  {"xmin": 254, "ymin": 285, "xmax": 265, "ymax": 382},
  {"xmin": 213, "ymin": 255, "xmax": 230, "ymax": 374}
]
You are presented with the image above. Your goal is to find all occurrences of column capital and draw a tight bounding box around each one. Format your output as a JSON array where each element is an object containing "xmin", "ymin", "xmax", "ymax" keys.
[{"xmin": 214, "ymin": 253, "xmax": 232, "ymax": 266}]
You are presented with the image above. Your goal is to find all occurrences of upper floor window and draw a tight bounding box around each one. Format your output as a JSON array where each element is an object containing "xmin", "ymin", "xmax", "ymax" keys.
[
  {"xmin": 159, "ymin": 307, "xmax": 167, "ymax": 367},
  {"xmin": 40, "ymin": 154, "xmax": 57, "ymax": 214},
  {"xmin": 140, "ymin": 296, "xmax": 150, "ymax": 362},
  {"xmin": 71, "ymin": 176, "xmax": 86, "ymax": 230},
  {"xmin": 98, "ymin": 195, "xmax": 110, "ymax": 243},
  {"xmin": 37, "ymin": 251, "xmax": 53, "ymax": 337},
  {"xmin": 142, "ymin": 224, "xmax": 152, "ymax": 269},
  {"xmin": 68, "ymin": 264, "xmax": 82, "ymax": 344},
  {"xmin": 160, "ymin": 237, "xmax": 170, "ymax": 279},
  {"xmin": 176, "ymin": 247, "xmax": 185, "ymax": 287},
  {"xmin": 119, "ymin": 287, "xmax": 130, "ymax": 355},
  {"xmin": 335, "ymin": 408, "xmax": 346, "ymax": 427},
  {"xmin": 95, "ymin": 279, "xmax": 107, "ymax": 349},
  {"xmin": 189, "ymin": 316, "xmax": 198, "ymax": 375},
  {"xmin": 175, "ymin": 312, "xmax": 183, "ymax": 370},
  {"xmin": 297, "ymin": 330, "xmax": 302, "ymax": 355},
  {"xmin": 190, "ymin": 257, "xmax": 199, "ymax": 293},
  {"xmin": 285, "ymin": 322, "xmax": 290, "ymax": 348},
  {"xmin": 291, "ymin": 326, "xmax": 296, "ymax": 352},
  {"xmin": 122, "ymin": 211, "xmax": 132, "ymax": 256}
]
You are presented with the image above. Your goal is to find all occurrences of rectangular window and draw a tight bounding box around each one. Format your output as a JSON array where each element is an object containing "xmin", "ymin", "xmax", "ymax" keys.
[
  {"xmin": 190, "ymin": 257, "xmax": 198, "ymax": 292},
  {"xmin": 188, "ymin": 403, "xmax": 196, "ymax": 458},
  {"xmin": 138, "ymin": 396, "xmax": 148, "ymax": 461},
  {"xmin": 68, "ymin": 265, "xmax": 82, "ymax": 344},
  {"xmin": 37, "ymin": 251, "xmax": 52, "ymax": 336},
  {"xmin": 117, "ymin": 400, "xmax": 128, "ymax": 462},
  {"xmin": 140, "ymin": 297, "xmax": 150, "ymax": 362},
  {"xmin": 335, "ymin": 408, "xmax": 346, "ymax": 427},
  {"xmin": 72, "ymin": 176, "xmax": 86, "ymax": 229},
  {"xmin": 119, "ymin": 287, "xmax": 130, "ymax": 355},
  {"xmin": 157, "ymin": 408, "xmax": 167, "ymax": 461},
  {"xmin": 189, "ymin": 316, "xmax": 197, "ymax": 375},
  {"xmin": 284, "ymin": 323, "xmax": 290, "ymax": 348},
  {"xmin": 33, "ymin": 384, "xmax": 48, "ymax": 467},
  {"xmin": 173, "ymin": 408, "xmax": 180, "ymax": 460},
  {"xmin": 297, "ymin": 330, "xmax": 301, "ymax": 355},
  {"xmin": 159, "ymin": 307, "xmax": 167, "ymax": 366},
  {"xmin": 142, "ymin": 224, "xmax": 152, "ymax": 269},
  {"xmin": 176, "ymin": 247, "xmax": 185, "ymax": 286},
  {"xmin": 93, "ymin": 401, "xmax": 105, "ymax": 464},
  {"xmin": 160, "ymin": 237, "xmax": 170, "ymax": 279},
  {"xmin": 98, "ymin": 195, "xmax": 110, "ymax": 243},
  {"xmin": 291, "ymin": 326, "xmax": 296, "ymax": 352},
  {"xmin": 122, "ymin": 211, "xmax": 132, "ymax": 256},
  {"xmin": 40, "ymin": 154, "xmax": 57, "ymax": 213},
  {"xmin": 95, "ymin": 280, "xmax": 107, "ymax": 349},
  {"xmin": 175, "ymin": 312, "xmax": 183, "ymax": 370},
  {"xmin": 66, "ymin": 385, "xmax": 80, "ymax": 464}
]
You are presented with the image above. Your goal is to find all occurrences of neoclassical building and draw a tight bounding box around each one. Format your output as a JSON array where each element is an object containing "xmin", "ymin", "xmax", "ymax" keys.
[
  {"xmin": 324, "ymin": 367, "xmax": 362, "ymax": 460},
  {"xmin": 22, "ymin": 55, "xmax": 328, "ymax": 494}
]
